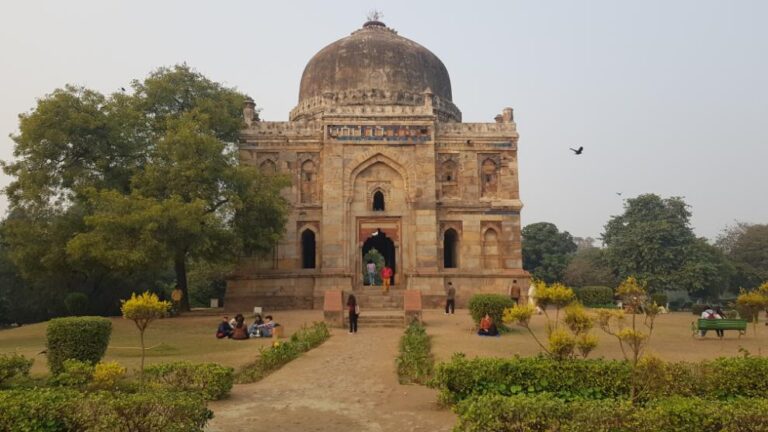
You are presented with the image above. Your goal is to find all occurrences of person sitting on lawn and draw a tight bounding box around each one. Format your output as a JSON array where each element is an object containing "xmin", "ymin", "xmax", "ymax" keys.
[
  {"xmin": 248, "ymin": 314, "xmax": 265, "ymax": 337},
  {"xmin": 257, "ymin": 315, "xmax": 277, "ymax": 337},
  {"xmin": 478, "ymin": 313, "xmax": 499, "ymax": 336},
  {"xmin": 216, "ymin": 316, "xmax": 233, "ymax": 339},
  {"xmin": 231, "ymin": 313, "xmax": 250, "ymax": 340}
]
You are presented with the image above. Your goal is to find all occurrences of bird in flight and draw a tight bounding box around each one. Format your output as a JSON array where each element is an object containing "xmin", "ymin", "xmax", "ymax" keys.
[
  {"xmin": 570, "ymin": 146, "xmax": 584, "ymax": 155},
  {"xmin": 120, "ymin": 87, "xmax": 126, "ymax": 92},
  {"xmin": 616, "ymin": 192, "xmax": 622, "ymax": 196}
]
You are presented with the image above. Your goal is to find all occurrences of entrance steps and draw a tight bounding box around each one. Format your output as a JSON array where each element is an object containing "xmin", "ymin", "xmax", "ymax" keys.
[
  {"xmin": 353, "ymin": 286, "xmax": 404, "ymax": 309},
  {"xmin": 345, "ymin": 309, "xmax": 404, "ymax": 328}
]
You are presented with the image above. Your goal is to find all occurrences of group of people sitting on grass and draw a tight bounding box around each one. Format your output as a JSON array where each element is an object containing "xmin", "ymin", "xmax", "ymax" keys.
[{"xmin": 216, "ymin": 313, "xmax": 278, "ymax": 339}]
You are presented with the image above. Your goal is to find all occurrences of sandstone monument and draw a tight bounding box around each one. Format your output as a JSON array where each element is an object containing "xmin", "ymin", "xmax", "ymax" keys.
[{"xmin": 226, "ymin": 18, "xmax": 530, "ymax": 311}]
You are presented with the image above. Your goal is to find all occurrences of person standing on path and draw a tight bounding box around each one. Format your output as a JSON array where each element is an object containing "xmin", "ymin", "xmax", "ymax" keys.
[
  {"xmin": 445, "ymin": 282, "xmax": 456, "ymax": 314},
  {"xmin": 347, "ymin": 294, "xmax": 359, "ymax": 334},
  {"xmin": 381, "ymin": 264, "xmax": 393, "ymax": 294}
]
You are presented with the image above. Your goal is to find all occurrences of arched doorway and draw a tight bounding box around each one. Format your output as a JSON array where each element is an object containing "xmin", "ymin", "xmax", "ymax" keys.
[
  {"xmin": 301, "ymin": 229, "xmax": 316, "ymax": 269},
  {"xmin": 444, "ymin": 228, "xmax": 459, "ymax": 268},
  {"xmin": 362, "ymin": 229, "xmax": 395, "ymax": 285}
]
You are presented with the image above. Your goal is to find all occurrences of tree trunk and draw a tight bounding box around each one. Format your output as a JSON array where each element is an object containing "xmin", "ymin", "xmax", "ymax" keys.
[
  {"xmin": 140, "ymin": 329, "xmax": 145, "ymax": 387},
  {"xmin": 174, "ymin": 254, "xmax": 191, "ymax": 312}
]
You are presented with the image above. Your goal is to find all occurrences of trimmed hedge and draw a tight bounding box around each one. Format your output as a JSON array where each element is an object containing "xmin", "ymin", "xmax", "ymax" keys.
[
  {"xmin": 573, "ymin": 286, "xmax": 613, "ymax": 307},
  {"xmin": 0, "ymin": 354, "xmax": 33, "ymax": 386},
  {"xmin": 454, "ymin": 393, "xmax": 768, "ymax": 432},
  {"xmin": 0, "ymin": 387, "xmax": 212, "ymax": 432},
  {"xmin": 430, "ymin": 354, "xmax": 768, "ymax": 404},
  {"xmin": 396, "ymin": 322, "xmax": 434, "ymax": 384},
  {"xmin": 236, "ymin": 321, "xmax": 330, "ymax": 383},
  {"xmin": 46, "ymin": 316, "xmax": 112, "ymax": 374},
  {"xmin": 64, "ymin": 292, "xmax": 89, "ymax": 316},
  {"xmin": 145, "ymin": 361, "xmax": 234, "ymax": 400},
  {"xmin": 467, "ymin": 294, "xmax": 515, "ymax": 328}
]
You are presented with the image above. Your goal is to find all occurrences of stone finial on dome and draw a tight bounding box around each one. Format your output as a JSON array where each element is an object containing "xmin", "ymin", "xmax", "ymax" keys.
[
  {"xmin": 243, "ymin": 96, "xmax": 256, "ymax": 126},
  {"xmin": 363, "ymin": 10, "xmax": 386, "ymax": 28}
]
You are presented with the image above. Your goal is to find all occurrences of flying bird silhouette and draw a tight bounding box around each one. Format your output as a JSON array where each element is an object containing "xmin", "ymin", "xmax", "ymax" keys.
[
  {"xmin": 569, "ymin": 146, "xmax": 584, "ymax": 155},
  {"xmin": 616, "ymin": 192, "xmax": 622, "ymax": 196},
  {"xmin": 120, "ymin": 87, "xmax": 126, "ymax": 92}
]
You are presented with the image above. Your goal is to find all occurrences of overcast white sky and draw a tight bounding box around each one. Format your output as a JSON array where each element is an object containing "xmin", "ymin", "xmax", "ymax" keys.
[{"xmin": 1, "ymin": 0, "xmax": 766, "ymax": 242}]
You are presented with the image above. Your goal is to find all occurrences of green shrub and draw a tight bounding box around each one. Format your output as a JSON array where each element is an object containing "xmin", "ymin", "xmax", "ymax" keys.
[
  {"xmin": 0, "ymin": 353, "xmax": 33, "ymax": 386},
  {"xmin": 0, "ymin": 387, "xmax": 211, "ymax": 432},
  {"xmin": 50, "ymin": 359, "xmax": 94, "ymax": 389},
  {"xmin": 735, "ymin": 303, "xmax": 759, "ymax": 321},
  {"xmin": 430, "ymin": 354, "xmax": 768, "ymax": 404},
  {"xmin": 668, "ymin": 299, "xmax": 683, "ymax": 311},
  {"xmin": 651, "ymin": 293, "xmax": 668, "ymax": 306},
  {"xmin": 396, "ymin": 322, "xmax": 434, "ymax": 384},
  {"xmin": 46, "ymin": 316, "xmax": 112, "ymax": 374},
  {"xmin": 64, "ymin": 292, "xmax": 89, "ymax": 316},
  {"xmin": 468, "ymin": 294, "xmax": 515, "ymax": 328},
  {"xmin": 454, "ymin": 394, "xmax": 768, "ymax": 432},
  {"xmin": 236, "ymin": 321, "xmax": 330, "ymax": 384},
  {"xmin": 574, "ymin": 286, "xmax": 614, "ymax": 307},
  {"xmin": 145, "ymin": 361, "xmax": 234, "ymax": 400}
]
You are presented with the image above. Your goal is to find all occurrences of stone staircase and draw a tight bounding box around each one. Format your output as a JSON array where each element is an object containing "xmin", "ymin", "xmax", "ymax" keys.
[
  {"xmin": 345, "ymin": 286, "xmax": 405, "ymax": 327},
  {"xmin": 353, "ymin": 286, "xmax": 405, "ymax": 309},
  {"xmin": 344, "ymin": 309, "xmax": 404, "ymax": 328}
]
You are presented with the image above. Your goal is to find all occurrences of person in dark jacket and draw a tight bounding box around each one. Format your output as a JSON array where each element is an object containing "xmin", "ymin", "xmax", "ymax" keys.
[
  {"xmin": 347, "ymin": 294, "xmax": 359, "ymax": 334},
  {"xmin": 216, "ymin": 316, "xmax": 233, "ymax": 339},
  {"xmin": 231, "ymin": 313, "xmax": 250, "ymax": 340}
]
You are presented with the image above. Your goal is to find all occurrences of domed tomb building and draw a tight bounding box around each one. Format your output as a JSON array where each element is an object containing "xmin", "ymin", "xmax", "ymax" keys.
[{"xmin": 227, "ymin": 20, "xmax": 530, "ymax": 310}]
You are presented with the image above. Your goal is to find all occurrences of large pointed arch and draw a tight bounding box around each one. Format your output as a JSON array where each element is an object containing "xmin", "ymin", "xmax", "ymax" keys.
[{"xmin": 345, "ymin": 152, "xmax": 412, "ymax": 202}]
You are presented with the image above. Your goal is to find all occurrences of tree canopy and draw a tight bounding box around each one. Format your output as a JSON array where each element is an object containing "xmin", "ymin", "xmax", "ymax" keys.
[
  {"xmin": 602, "ymin": 194, "xmax": 732, "ymax": 297},
  {"xmin": 2, "ymin": 64, "xmax": 287, "ymax": 315},
  {"xmin": 522, "ymin": 222, "xmax": 577, "ymax": 284}
]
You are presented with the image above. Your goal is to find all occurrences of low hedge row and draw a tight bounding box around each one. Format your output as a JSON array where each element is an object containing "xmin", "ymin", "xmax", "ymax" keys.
[
  {"xmin": 454, "ymin": 393, "xmax": 768, "ymax": 432},
  {"xmin": 395, "ymin": 322, "xmax": 434, "ymax": 384},
  {"xmin": 430, "ymin": 354, "xmax": 768, "ymax": 404},
  {"xmin": 145, "ymin": 361, "xmax": 234, "ymax": 400},
  {"xmin": 0, "ymin": 354, "xmax": 33, "ymax": 386},
  {"xmin": 0, "ymin": 387, "xmax": 211, "ymax": 432},
  {"xmin": 573, "ymin": 286, "xmax": 614, "ymax": 307},
  {"xmin": 236, "ymin": 321, "xmax": 330, "ymax": 384},
  {"xmin": 46, "ymin": 316, "xmax": 112, "ymax": 374}
]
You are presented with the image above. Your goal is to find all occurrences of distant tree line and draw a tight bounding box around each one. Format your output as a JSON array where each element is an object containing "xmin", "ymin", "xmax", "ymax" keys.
[
  {"xmin": 0, "ymin": 65, "xmax": 288, "ymax": 324},
  {"xmin": 523, "ymin": 194, "xmax": 767, "ymax": 301}
]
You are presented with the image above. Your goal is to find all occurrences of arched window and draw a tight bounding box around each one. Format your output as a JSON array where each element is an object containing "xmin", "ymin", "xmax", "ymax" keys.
[
  {"xmin": 483, "ymin": 228, "xmax": 500, "ymax": 269},
  {"xmin": 441, "ymin": 160, "xmax": 457, "ymax": 183},
  {"xmin": 300, "ymin": 160, "xmax": 317, "ymax": 203},
  {"xmin": 372, "ymin": 190, "xmax": 385, "ymax": 211},
  {"xmin": 481, "ymin": 159, "xmax": 498, "ymax": 196},
  {"xmin": 301, "ymin": 229, "xmax": 316, "ymax": 269},
  {"xmin": 443, "ymin": 228, "xmax": 459, "ymax": 269},
  {"xmin": 260, "ymin": 159, "xmax": 277, "ymax": 174}
]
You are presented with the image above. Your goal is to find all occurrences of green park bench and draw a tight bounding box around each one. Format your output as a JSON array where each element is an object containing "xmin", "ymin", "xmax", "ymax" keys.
[{"xmin": 692, "ymin": 319, "xmax": 747, "ymax": 338}]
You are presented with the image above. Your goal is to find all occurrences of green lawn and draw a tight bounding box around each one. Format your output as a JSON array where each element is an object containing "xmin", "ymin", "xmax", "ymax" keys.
[{"xmin": 0, "ymin": 310, "xmax": 324, "ymax": 375}]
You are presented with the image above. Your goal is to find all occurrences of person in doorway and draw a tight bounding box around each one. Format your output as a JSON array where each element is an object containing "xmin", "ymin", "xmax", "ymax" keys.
[
  {"xmin": 381, "ymin": 264, "xmax": 393, "ymax": 294},
  {"xmin": 366, "ymin": 260, "xmax": 377, "ymax": 286},
  {"xmin": 478, "ymin": 313, "xmax": 499, "ymax": 336},
  {"xmin": 445, "ymin": 282, "xmax": 456, "ymax": 315},
  {"xmin": 347, "ymin": 294, "xmax": 359, "ymax": 334}
]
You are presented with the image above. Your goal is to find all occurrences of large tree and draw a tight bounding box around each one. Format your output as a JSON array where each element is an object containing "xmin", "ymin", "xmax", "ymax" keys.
[
  {"xmin": 602, "ymin": 194, "xmax": 732, "ymax": 297},
  {"xmin": 716, "ymin": 222, "xmax": 768, "ymax": 289},
  {"xmin": 522, "ymin": 222, "xmax": 577, "ymax": 283},
  {"xmin": 563, "ymin": 246, "xmax": 616, "ymax": 288},
  {"xmin": 3, "ymin": 65, "xmax": 288, "ymax": 313}
]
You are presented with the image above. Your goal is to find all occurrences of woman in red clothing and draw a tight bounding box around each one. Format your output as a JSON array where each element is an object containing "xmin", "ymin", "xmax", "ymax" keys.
[
  {"xmin": 347, "ymin": 294, "xmax": 359, "ymax": 334},
  {"xmin": 478, "ymin": 313, "xmax": 499, "ymax": 336}
]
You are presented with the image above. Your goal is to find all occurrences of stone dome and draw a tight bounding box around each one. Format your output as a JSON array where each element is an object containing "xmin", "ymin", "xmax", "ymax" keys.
[{"xmin": 291, "ymin": 20, "xmax": 461, "ymax": 122}]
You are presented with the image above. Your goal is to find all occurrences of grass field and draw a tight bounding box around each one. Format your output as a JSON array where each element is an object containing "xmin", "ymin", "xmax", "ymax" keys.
[
  {"xmin": 2, "ymin": 309, "xmax": 766, "ymax": 376},
  {"xmin": 425, "ymin": 309, "xmax": 768, "ymax": 362},
  {"xmin": 0, "ymin": 310, "xmax": 325, "ymax": 375}
]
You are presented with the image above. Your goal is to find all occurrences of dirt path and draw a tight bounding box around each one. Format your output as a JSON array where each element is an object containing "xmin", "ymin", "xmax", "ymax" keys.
[{"xmin": 207, "ymin": 327, "xmax": 455, "ymax": 432}]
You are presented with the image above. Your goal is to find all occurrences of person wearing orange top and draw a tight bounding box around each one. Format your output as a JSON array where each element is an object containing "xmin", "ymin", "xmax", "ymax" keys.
[
  {"xmin": 381, "ymin": 264, "xmax": 393, "ymax": 294},
  {"xmin": 478, "ymin": 313, "xmax": 499, "ymax": 336}
]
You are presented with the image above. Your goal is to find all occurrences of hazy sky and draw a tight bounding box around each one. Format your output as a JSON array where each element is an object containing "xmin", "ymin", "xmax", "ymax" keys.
[{"xmin": 1, "ymin": 1, "xmax": 766, "ymax": 242}]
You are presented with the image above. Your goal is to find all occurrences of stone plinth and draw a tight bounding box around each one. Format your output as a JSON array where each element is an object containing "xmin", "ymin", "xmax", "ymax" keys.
[
  {"xmin": 404, "ymin": 289, "xmax": 423, "ymax": 325},
  {"xmin": 323, "ymin": 289, "xmax": 345, "ymax": 328}
]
